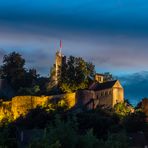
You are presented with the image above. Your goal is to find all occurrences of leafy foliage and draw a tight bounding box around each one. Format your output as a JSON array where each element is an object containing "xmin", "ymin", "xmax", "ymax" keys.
[
  {"xmin": 123, "ymin": 110, "xmax": 147, "ymax": 132},
  {"xmin": 77, "ymin": 129, "xmax": 103, "ymax": 148},
  {"xmin": 103, "ymin": 72, "xmax": 114, "ymax": 82},
  {"xmin": 76, "ymin": 109, "xmax": 120, "ymax": 139},
  {"xmin": 1, "ymin": 52, "xmax": 26, "ymax": 90},
  {"xmin": 0, "ymin": 52, "xmax": 39, "ymax": 95},
  {"xmin": 29, "ymin": 115, "xmax": 128, "ymax": 148},
  {"xmin": 0, "ymin": 126, "xmax": 17, "ymax": 148},
  {"xmin": 59, "ymin": 56, "xmax": 95, "ymax": 92},
  {"xmin": 114, "ymin": 102, "xmax": 133, "ymax": 117},
  {"xmin": 17, "ymin": 85, "xmax": 40, "ymax": 95},
  {"xmin": 105, "ymin": 131, "xmax": 128, "ymax": 148}
]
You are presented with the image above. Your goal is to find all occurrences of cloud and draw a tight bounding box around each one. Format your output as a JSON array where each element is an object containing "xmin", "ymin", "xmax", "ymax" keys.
[
  {"xmin": 0, "ymin": 0, "xmax": 148, "ymax": 38},
  {"xmin": 0, "ymin": 0, "xmax": 148, "ymax": 77},
  {"xmin": 119, "ymin": 71, "xmax": 148, "ymax": 105}
]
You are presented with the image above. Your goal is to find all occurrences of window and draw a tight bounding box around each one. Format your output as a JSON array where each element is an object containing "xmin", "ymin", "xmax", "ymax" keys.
[
  {"xmin": 108, "ymin": 91, "xmax": 110, "ymax": 95},
  {"xmin": 101, "ymin": 92, "xmax": 104, "ymax": 96},
  {"xmin": 108, "ymin": 90, "xmax": 111, "ymax": 95},
  {"xmin": 105, "ymin": 91, "xmax": 108, "ymax": 96}
]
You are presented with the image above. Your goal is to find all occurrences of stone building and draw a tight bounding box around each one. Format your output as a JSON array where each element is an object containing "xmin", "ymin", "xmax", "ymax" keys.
[{"xmin": 76, "ymin": 80, "xmax": 124, "ymax": 109}]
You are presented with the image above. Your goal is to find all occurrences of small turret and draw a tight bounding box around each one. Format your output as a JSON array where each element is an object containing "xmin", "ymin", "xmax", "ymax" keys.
[{"xmin": 94, "ymin": 73, "xmax": 104, "ymax": 83}]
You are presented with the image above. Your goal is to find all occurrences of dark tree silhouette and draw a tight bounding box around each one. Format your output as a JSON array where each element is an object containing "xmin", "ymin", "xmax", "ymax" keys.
[{"xmin": 1, "ymin": 52, "xmax": 26, "ymax": 90}]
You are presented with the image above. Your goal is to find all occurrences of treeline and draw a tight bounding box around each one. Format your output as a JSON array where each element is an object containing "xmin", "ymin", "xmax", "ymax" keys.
[
  {"xmin": 0, "ymin": 52, "xmax": 96, "ymax": 99},
  {"xmin": 0, "ymin": 51, "xmax": 115, "ymax": 99},
  {"xmin": 0, "ymin": 52, "xmax": 42, "ymax": 99}
]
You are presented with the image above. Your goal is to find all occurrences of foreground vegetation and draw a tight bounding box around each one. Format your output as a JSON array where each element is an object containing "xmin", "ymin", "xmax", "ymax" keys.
[{"xmin": 0, "ymin": 101, "xmax": 147, "ymax": 148}]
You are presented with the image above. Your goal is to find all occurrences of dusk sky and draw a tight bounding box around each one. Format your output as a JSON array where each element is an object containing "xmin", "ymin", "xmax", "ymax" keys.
[{"xmin": 0, "ymin": 0, "xmax": 148, "ymax": 104}]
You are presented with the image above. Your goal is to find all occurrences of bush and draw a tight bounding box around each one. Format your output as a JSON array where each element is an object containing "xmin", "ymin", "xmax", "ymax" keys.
[
  {"xmin": 114, "ymin": 102, "xmax": 132, "ymax": 118},
  {"xmin": 123, "ymin": 110, "xmax": 147, "ymax": 132},
  {"xmin": 29, "ymin": 115, "xmax": 128, "ymax": 148},
  {"xmin": 105, "ymin": 131, "xmax": 128, "ymax": 148},
  {"xmin": 77, "ymin": 129, "xmax": 103, "ymax": 148}
]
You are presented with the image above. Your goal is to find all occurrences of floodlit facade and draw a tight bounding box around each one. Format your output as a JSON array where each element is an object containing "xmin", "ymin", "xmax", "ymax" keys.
[{"xmin": 76, "ymin": 80, "xmax": 124, "ymax": 109}]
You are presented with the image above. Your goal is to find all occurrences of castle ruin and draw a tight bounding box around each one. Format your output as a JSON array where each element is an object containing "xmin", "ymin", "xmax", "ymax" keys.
[{"xmin": 51, "ymin": 42, "xmax": 124, "ymax": 109}]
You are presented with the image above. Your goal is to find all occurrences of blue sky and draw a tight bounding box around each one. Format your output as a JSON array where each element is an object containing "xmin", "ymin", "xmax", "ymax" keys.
[{"xmin": 0, "ymin": 0, "xmax": 148, "ymax": 104}]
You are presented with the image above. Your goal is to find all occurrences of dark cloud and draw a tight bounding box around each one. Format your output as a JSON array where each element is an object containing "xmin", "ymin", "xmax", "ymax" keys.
[
  {"xmin": 119, "ymin": 71, "xmax": 148, "ymax": 105},
  {"xmin": 0, "ymin": 0, "xmax": 148, "ymax": 38}
]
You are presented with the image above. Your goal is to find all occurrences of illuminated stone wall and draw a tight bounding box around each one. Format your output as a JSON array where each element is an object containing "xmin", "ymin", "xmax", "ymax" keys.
[
  {"xmin": 0, "ymin": 93, "xmax": 76, "ymax": 120},
  {"xmin": 76, "ymin": 81, "xmax": 124, "ymax": 109},
  {"xmin": 95, "ymin": 88, "xmax": 113, "ymax": 107},
  {"xmin": 112, "ymin": 81, "xmax": 124, "ymax": 106},
  {"xmin": 76, "ymin": 90, "xmax": 95, "ymax": 109},
  {"xmin": 11, "ymin": 96, "xmax": 49, "ymax": 119},
  {"xmin": 0, "ymin": 82, "xmax": 124, "ymax": 120},
  {"xmin": 0, "ymin": 101, "xmax": 12, "ymax": 121}
]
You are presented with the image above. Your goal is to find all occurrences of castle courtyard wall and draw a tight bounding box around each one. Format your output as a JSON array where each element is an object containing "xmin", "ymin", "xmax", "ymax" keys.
[{"xmin": 0, "ymin": 93, "xmax": 76, "ymax": 120}]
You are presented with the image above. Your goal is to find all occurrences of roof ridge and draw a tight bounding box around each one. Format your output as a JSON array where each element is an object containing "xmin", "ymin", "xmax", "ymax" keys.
[{"xmin": 89, "ymin": 80, "xmax": 119, "ymax": 90}]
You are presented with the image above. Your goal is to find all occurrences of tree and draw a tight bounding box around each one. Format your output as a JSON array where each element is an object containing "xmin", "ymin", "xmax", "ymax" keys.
[
  {"xmin": 1, "ymin": 52, "xmax": 26, "ymax": 90},
  {"xmin": 59, "ymin": 56, "xmax": 95, "ymax": 92},
  {"xmin": 1, "ymin": 52, "xmax": 39, "ymax": 93},
  {"xmin": 17, "ymin": 85, "xmax": 40, "ymax": 95},
  {"xmin": 103, "ymin": 72, "xmax": 114, "ymax": 82},
  {"xmin": 25, "ymin": 68, "xmax": 39, "ymax": 87},
  {"xmin": 105, "ymin": 131, "xmax": 128, "ymax": 148},
  {"xmin": 123, "ymin": 110, "xmax": 147, "ymax": 132},
  {"xmin": 113, "ymin": 102, "xmax": 132, "ymax": 118},
  {"xmin": 0, "ymin": 126, "xmax": 17, "ymax": 147},
  {"xmin": 77, "ymin": 129, "xmax": 102, "ymax": 148}
]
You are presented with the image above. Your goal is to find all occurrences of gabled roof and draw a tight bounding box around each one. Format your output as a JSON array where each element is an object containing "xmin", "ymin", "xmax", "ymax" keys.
[{"xmin": 89, "ymin": 80, "xmax": 118, "ymax": 91}]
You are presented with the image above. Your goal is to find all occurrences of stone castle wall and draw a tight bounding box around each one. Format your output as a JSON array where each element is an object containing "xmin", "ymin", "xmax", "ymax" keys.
[
  {"xmin": 0, "ymin": 93, "xmax": 76, "ymax": 120},
  {"xmin": 0, "ymin": 87, "xmax": 124, "ymax": 120},
  {"xmin": 76, "ymin": 90, "xmax": 95, "ymax": 109},
  {"xmin": 76, "ymin": 88, "xmax": 124, "ymax": 109},
  {"xmin": 95, "ymin": 88, "xmax": 113, "ymax": 107},
  {"xmin": 0, "ymin": 101, "xmax": 12, "ymax": 121}
]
